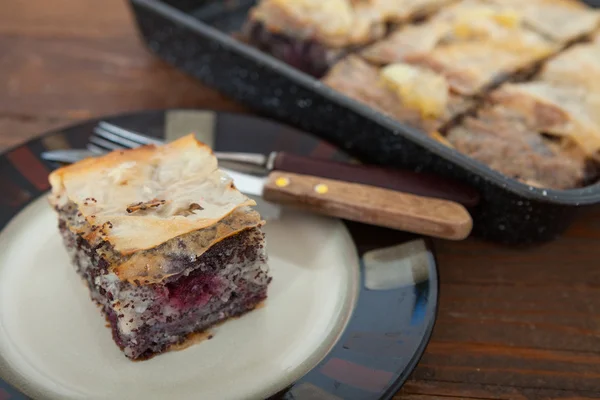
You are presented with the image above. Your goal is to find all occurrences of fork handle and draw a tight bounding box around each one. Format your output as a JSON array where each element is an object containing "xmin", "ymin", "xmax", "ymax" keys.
[
  {"xmin": 271, "ymin": 152, "xmax": 480, "ymax": 207},
  {"xmin": 263, "ymin": 171, "xmax": 473, "ymax": 240}
]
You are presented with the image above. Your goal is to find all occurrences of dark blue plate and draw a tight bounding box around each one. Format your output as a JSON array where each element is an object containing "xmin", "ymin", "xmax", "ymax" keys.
[{"xmin": 0, "ymin": 109, "xmax": 438, "ymax": 400}]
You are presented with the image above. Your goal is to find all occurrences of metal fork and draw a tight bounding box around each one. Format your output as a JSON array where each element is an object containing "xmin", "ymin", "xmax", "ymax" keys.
[{"xmin": 42, "ymin": 121, "xmax": 273, "ymax": 174}]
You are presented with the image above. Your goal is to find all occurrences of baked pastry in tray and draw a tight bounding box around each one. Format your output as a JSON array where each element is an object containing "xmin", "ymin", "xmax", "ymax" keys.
[
  {"xmin": 538, "ymin": 34, "xmax": 600, "ymax": 91},
  {"xmin": 360, "ymin": 0, "xmax": 559, "ymax": 95},
  {"xmin": 445, "ymin": 29, "xmax": 600, "ymax": 189},
  {"xmin": 361, "ymin": 0, "xmax": 600, "ymax": 65},
  {"xmin": 486, "ymin": 0, "xmax": 600, "ymax": 44},
  {"xmin": 321, "ymin": 55, "xmax": 474, "ymax": 133},
  {"xmin": 446, "ymin": 81, "xmax": 600, "ymax": 189},
  {"xmin": 48, "ymin": 135, "xmax": 271, "ymax": 360},
  {"xmin": 239, "ymin": 0, "xmax": 600, "ymax": 189},
  {"xmin": 241, "ymin": 0, "xmax": 455, "ymax": 76}
]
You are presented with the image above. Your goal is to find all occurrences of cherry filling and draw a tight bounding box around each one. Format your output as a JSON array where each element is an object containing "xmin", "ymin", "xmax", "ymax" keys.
[
  {"xmin": 243, "ymin": 20, "xmax": 333, "ymax": 78},
  {"xmin": 164, "ymin": 272, "xmax": 223, "ymax": 311}
]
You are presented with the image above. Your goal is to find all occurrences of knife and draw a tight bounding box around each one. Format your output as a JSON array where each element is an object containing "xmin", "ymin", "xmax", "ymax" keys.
[
  {"xmin": 266, "ymin": 152, "xmax": 480, "ymax": 207},
  {"xmin": 222, "ymin": 167, "xmax": 473, "ymax": 240},
  {"xmin": 42, "ymin": 149, "xmax": 480, "ymax": 207}
]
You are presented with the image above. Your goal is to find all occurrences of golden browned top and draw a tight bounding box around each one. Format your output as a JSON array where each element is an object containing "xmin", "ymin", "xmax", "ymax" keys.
[
  {"xmin": 487, "ymin": 0, "xmax": 600, "ymax": 43},
  {"xmin": 539, "ymin": 33, "xmax": 600, "ymax": 91},
  {"xmin": 249, "ymin": 0, "xmax": 454, "ymax": 48},
  {"xmin": 361, "ymin": 0, "xmax": 558, "ymax": 95},
  {"xmin": 492, "ymin": 82, "xmax": 600, "ymax": 158},
  {"xmin": 322, "ymin": 55, "xmax": 473, "ymax": 132},
  {"xmin": 404, "ymin": 32, "xmax": 556, "ymax": 96},
  {"xmin": 48, "ymin": 134, "xmax": 258, "ymax": 254}
]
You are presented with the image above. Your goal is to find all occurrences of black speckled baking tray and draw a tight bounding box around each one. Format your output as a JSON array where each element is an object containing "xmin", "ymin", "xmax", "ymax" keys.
[{"xmin": 128, "ymin": 0, "xmax": 600, "ymax": 245}]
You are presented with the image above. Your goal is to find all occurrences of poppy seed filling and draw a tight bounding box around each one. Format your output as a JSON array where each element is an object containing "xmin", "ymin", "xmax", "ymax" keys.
[{"xmin": 55, "ymin": 200, "xmax": 270, "ymax": 360}]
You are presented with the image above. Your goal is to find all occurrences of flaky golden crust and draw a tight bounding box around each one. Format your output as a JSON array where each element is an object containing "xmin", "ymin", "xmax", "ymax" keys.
[
  {"xmin": 249, "ymin": 0, "xmax": 454, "ymax": 48},
  {"xmin": 361, "ymin": 0, "xmax": 558, "ymax": 94},
  {"xmin": 491, "ymin": 82, "xmax": 600, "ymax": 158},
  {"xmin": 487, "ymin": 0, "xmax": 600, "ymax": 43},
  {"xmin": 48, "ymin": 135, "xmax": 260, "ymax": 254},
  {"xmin": 404, "ymin": 35, "xmax": 556, "ymax": 95},
  {"xmin": 538, "ymin": 33, "xmax": 600, "ymax": 91},
  {"xmin": 322, "ymin": 55, "xmax": 473, "ymax": 133},
  {"xmin": 446, "ymin": 93, "xmax": 589, "ymax": 189},
  {"xmin": 446, "ymin": 79, "xmax": 600, "ymax": 189}
]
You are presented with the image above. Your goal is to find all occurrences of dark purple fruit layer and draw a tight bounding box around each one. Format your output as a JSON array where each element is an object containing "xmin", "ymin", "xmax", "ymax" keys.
[{"xmin": 241, "ymin": 19, "xmax": 343, "ymax": 78}]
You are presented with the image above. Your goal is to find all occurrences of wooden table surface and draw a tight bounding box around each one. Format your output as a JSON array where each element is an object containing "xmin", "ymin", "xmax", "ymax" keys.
[{"xmin": 2, "ymin": 1, "xmax": 600, "ymax": 399}]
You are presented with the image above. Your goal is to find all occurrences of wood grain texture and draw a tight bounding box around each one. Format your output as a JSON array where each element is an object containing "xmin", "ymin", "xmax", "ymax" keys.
[
  {"xmin": 2, "ymin": 0, "xmax": 600, "ymax": 398},
  {"xmin": 0, "ymin": 0, "xmax": 246, "ymax": 121},
  {"xmin": 0, "ymin": 116, "xmax": 73, "ymax": 152},
  {"xmin": 263, "ymin": 171, "xmax": 473, "ymax": 240}
]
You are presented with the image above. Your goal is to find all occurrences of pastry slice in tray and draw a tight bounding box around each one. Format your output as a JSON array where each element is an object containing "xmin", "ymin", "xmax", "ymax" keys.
[
  {"xmin": 486, "ymin": 0, "xmax": 600, "ymax": 44},
  {"xmin": 362, "ymin": 0, "xmax": 531, "ymax": 64},
  {"xmin": 446, "ymin": 81, "xmax": 600, "ymax": 189},
  {"xmin": 403, "ymin": 36, "xmax": 556, "ymax": 96},
  {"xmin": 241, "ymin": 0, "xmax": 455, "ymax": 76},
  {"xmin": 362, "ymin": 0, "xmax": 599, "ymax": 65},
  {"xmin": 537, "ymin": 33, "xmax": 600, "ymax": 91},
  {"xmin": 321, "ymin": 55, "xmax": 474, "ymax": 133},
  {"xmin": 361, "ymin": 0, "xmax": 559, "ymax": 96}
]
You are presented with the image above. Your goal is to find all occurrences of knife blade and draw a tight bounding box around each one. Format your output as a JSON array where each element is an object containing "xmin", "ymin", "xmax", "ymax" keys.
[
  {"xmin": 221, "ymin": 167, "xmax": 473, "ymax": 241},
  {"xmin": 220, "ymin": 168, "xmax": 282, "ymax": 222}
]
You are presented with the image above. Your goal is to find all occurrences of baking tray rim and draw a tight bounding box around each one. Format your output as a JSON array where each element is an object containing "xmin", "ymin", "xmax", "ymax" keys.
[{"xmin": 130, "ymin": 0, "xmax": 600, "ymax": 206}]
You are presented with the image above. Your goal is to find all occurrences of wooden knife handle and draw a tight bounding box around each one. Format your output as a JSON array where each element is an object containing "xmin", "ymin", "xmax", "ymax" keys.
[
  {"xmin": 263, "ymin": 171, "xmax": 473, "ymax": 240},
  {"xmin": 272, "ymin": 152, "xmax": 480, "ymax": 207}
]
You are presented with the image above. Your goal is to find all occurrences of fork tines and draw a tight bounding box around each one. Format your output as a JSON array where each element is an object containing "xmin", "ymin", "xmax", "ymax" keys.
[
  {"xmin": 89, "ymin": 121, "xmax": 164, "ymax": 154},
  {"xmin": 88, "ymin": 121, "xmax": 269, "ymax": 171}
]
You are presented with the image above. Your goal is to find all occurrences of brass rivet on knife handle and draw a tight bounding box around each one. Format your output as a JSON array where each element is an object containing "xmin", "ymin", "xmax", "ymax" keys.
[
  {"xmin": 314, "ymin": 184, "xmax": 329, "ymax": 194},
  {"xmin": 275, "ymin": 177, "xmax": 290, "ymax": 188},
  {"xmin": 263, "ymin": 171, "xmax": 473, "ymax": 240}
]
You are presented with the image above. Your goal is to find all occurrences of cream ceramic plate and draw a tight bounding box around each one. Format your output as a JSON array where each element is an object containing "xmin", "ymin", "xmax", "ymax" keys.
[
  {"xmin": 0, "ymin": 196, "xmax": 359, "ymax": 400},
  {"xmin": 0, "ymin": 109, "xmax": 438, "ymax": 400}
]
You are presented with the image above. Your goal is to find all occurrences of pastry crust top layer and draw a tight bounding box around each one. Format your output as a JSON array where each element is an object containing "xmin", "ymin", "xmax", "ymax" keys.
[
  {"xmin": 361, "ymin": 0, "xmax": 559, "ymax": 95},
  {"xmin": 487, "ymin": 0, "xmax": 600, "ymax": 43},
  {"xmin": 322, "ymin": 55, "xmax": 474, "ymax": 132},
  {"xmin": 49, "ymin": 134, "xmax": 260, "ymax": 254},
  {"xmin": 249, "ymin": 0, "xmax": 454, "ymax": 48}
]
